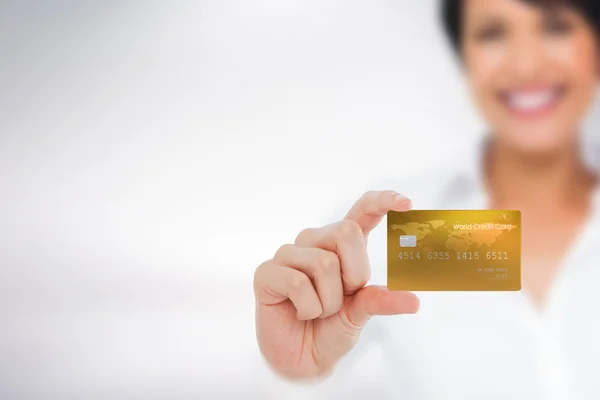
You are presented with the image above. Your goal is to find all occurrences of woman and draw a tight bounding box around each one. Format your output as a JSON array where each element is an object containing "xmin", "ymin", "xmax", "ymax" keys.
[{"xmin": 254, "ymin": 0, "xmax": 600, "ymax": 398}]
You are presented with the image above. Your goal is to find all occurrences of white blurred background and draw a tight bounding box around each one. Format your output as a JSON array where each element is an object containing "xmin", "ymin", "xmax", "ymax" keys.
[{"xmin": 1, "ymin": 1, "xmax": 598, "ymax": 399}]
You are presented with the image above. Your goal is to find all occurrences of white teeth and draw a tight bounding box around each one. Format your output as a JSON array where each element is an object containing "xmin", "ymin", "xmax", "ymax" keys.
[{"xmin": 507, "ymin": 90, "xmax": 558, "ymax": 111}]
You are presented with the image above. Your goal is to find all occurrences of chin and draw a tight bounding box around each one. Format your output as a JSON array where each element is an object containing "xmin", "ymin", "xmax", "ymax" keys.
[{"xmin": 499, "ymin": 131, "xmax": 575, "ymax": 156}]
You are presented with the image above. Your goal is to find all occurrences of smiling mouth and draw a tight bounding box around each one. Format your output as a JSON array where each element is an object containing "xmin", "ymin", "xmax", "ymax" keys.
[{"xmin": 499, "ymin": 85, "xmax": 567, "ymax": 119}]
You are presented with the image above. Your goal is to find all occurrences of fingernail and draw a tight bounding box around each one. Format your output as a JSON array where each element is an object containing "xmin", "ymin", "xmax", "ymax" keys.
[{"xmin": 396, "ymin": 196, "xmax": 412, "ymax": 210}]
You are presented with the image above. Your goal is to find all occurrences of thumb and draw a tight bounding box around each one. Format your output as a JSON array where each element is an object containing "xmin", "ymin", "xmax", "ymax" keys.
[{"xmin": 345, "ymin": 286, "xmax": 420, "ymax": 328}]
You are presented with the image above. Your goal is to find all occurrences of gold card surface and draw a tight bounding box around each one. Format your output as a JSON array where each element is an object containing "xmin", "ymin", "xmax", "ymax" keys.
[{"xmin": 387, "ymin": 210, "xmax": 521, "ymax": 291}]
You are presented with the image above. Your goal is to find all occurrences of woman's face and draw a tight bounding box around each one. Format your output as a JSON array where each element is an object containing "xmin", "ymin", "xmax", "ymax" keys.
[{"xmin": 462, "ymin": 0, "xmax": 599, "ymax": 153}]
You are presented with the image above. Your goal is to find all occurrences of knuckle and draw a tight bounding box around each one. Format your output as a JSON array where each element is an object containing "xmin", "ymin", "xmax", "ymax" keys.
[
  {"xmin": 359, "ymin": 267, "xmax": 372, "ymax": 285},
  {"xmin": 362, "ymin": 190, "xmax": 376, "ymax": 198},
  {"xmin": 289, "ymin": 273, "xmax": 310, "ymax": 292},
  {"xmin": 253, "ymin": 261, "xmax": 270, "ymax": 293},
  {"xmin": 337, "ymin": 219, "xmax": 362, "ymax": 239},
  {"xmin": 360, "ymin": 190, "xmax": 377, "ymax": 203},
  {"xmin": 346, "ymin": 270, "xmax": 371, "ymax": 291},
  {"xmin": 253, "ymin": 261, "xmax": 268, "ymax": 281},
  {"xmin": 318, "ymin": 253, "xmax": 339, "ymax": 274},
  {"xmin": 358, "ymin": 274, "xmax": 371, "ymax": 288},
  {"xmin": 295, "ymin": 227, "xmax": 315, "ymax": 245},
  {"xmin": 274, "ymin": 243, "xmax": 294, "ymax": 261}
]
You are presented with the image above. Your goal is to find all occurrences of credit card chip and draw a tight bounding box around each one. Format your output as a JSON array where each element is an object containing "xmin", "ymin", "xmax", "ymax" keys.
[{"xmin": 400, "ymin": 235, "xmax": 417, "ymax": 247}]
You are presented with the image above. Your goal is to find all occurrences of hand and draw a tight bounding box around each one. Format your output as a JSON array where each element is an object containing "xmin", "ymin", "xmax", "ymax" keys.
[{"xmin": 254, "ymin": 191, "xmax": 420, "ymax": 380}]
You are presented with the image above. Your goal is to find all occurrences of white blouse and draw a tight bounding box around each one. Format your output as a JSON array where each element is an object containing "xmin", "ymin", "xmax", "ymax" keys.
[{"xmin": 261, "ymin": 139, "xmax": 600, "ymax": 400}]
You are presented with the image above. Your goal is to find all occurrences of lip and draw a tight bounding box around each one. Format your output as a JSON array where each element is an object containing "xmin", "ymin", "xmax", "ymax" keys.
[{"xmin": 498, "ymin": 84, "xmax": 567, "ymax": 120}]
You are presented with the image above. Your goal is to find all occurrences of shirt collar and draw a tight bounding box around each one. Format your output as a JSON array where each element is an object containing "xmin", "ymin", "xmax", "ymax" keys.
[
  {"xmin": 581, "ymin": 135, "xmax": 600, "ymax": 176},
  {"xmin": 444, "ymin": 135, "xmax": 600, "ymax": 208}
]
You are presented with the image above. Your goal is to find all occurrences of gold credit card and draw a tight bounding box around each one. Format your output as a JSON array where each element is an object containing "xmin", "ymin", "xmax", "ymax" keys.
[{"xmin": 387, "ymin": 210, "xmax": 521, "ymax": 291}]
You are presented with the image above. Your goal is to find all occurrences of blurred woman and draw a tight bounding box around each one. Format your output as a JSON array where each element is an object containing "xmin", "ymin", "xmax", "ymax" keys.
[{"xmin": 254, "ymin": 0, "xmax": 600, "ymax": 398}]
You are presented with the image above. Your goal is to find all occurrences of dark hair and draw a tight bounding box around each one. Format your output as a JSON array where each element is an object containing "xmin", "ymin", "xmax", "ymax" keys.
[{"xmin": 441, "ymin": 0, "xmax": 600, "ymax": 53}]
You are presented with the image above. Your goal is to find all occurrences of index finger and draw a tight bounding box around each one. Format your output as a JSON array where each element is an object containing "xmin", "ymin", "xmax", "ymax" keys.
[{"xmin": 344, "ymin": 191, "xmax": 412, "ymax": 235}]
